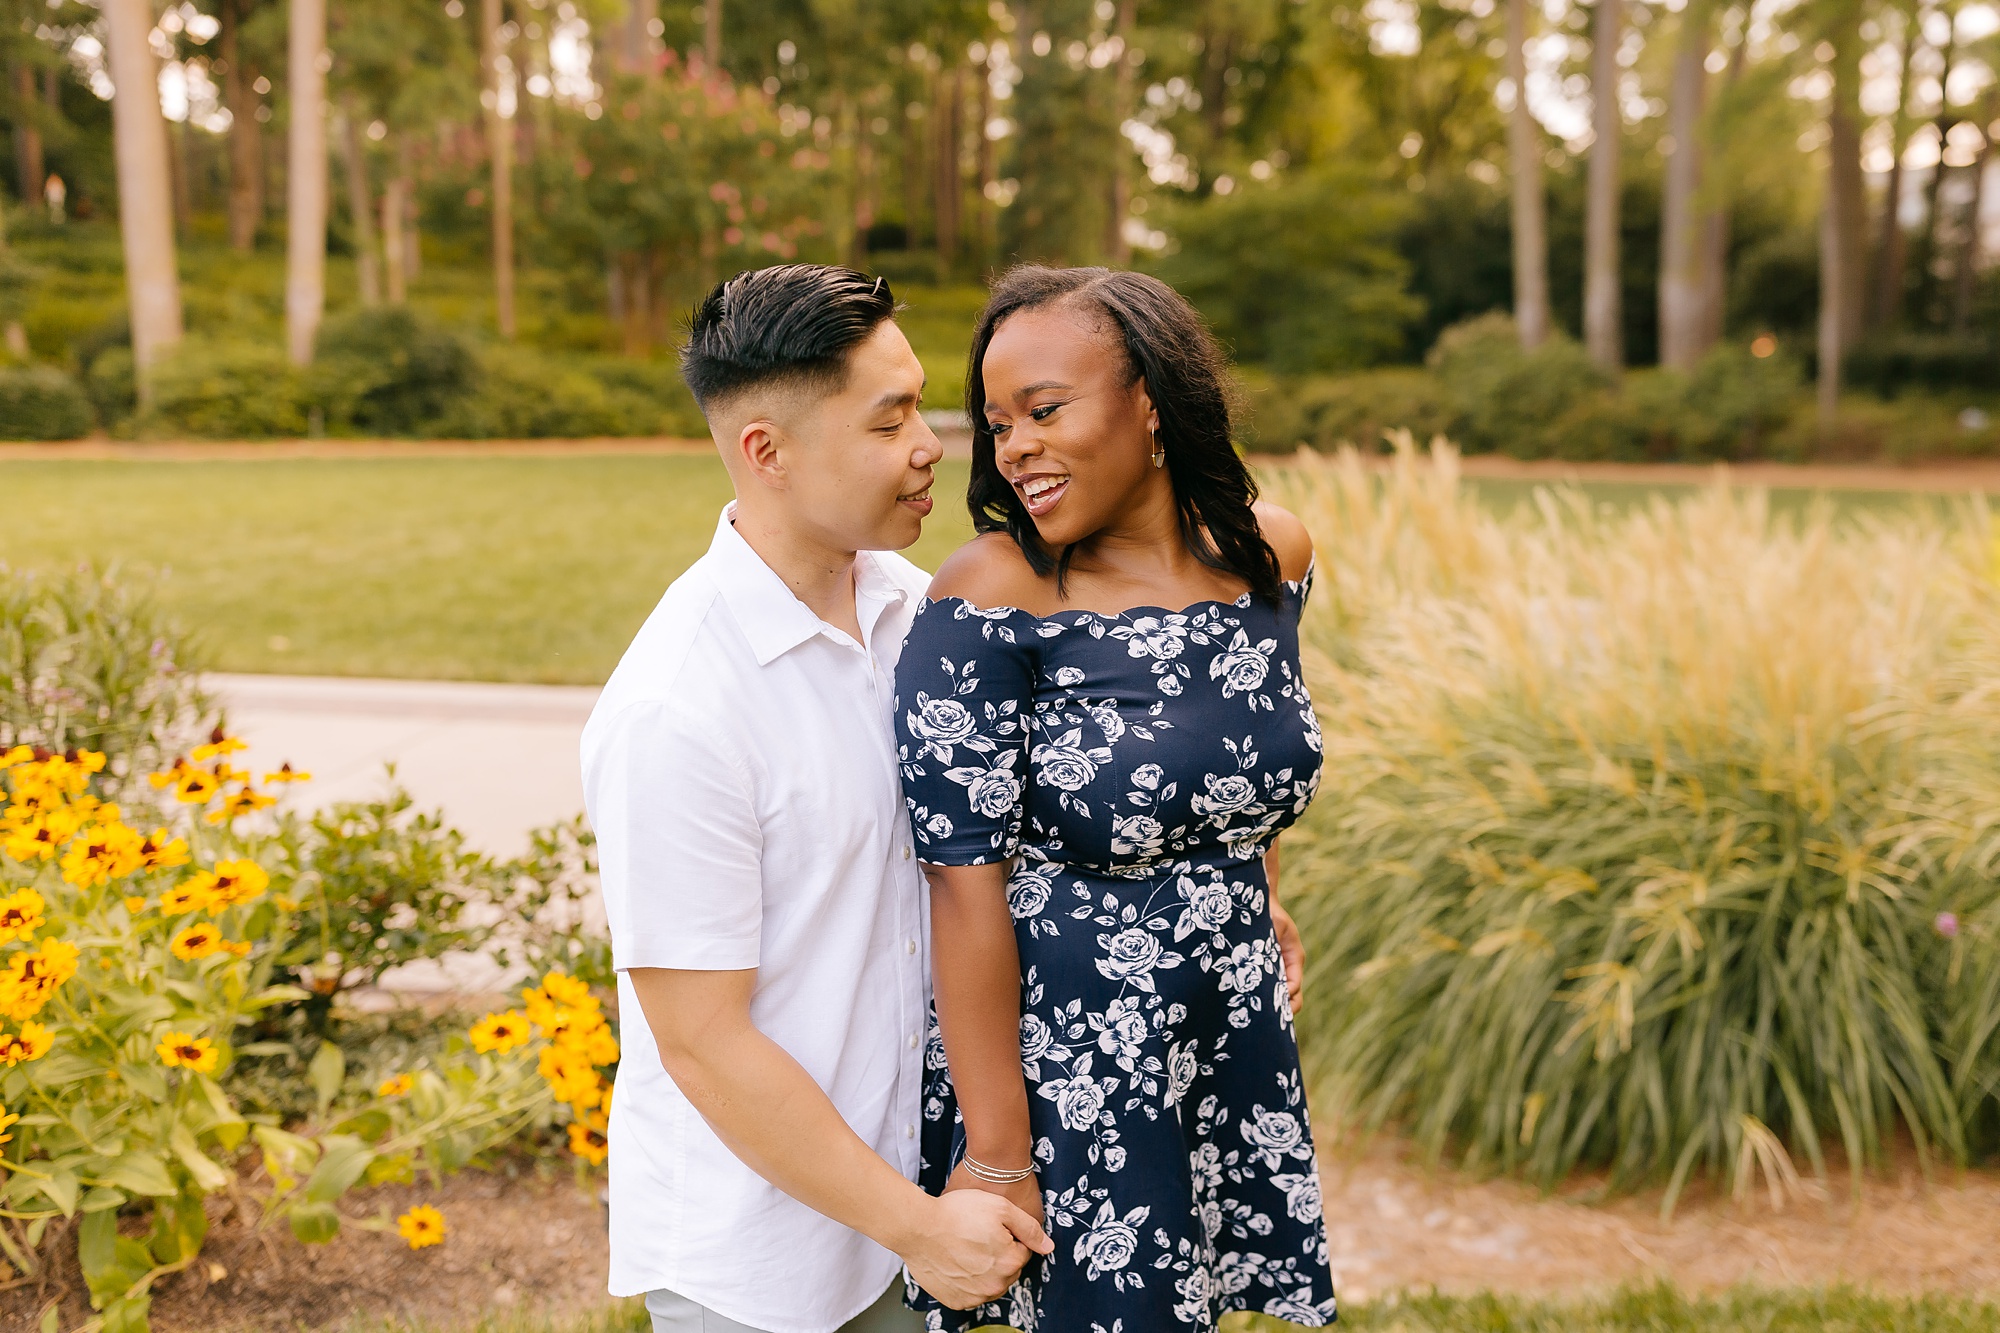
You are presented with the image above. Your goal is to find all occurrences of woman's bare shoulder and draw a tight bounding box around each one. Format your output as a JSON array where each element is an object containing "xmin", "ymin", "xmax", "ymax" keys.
[
  {"xmin": 1252, "ymin": 500, "xmax": 1315, "ymax": 581},
  {"xmin": 927, "ymin": 533, "xmax": 1056, "ymax": 612}
]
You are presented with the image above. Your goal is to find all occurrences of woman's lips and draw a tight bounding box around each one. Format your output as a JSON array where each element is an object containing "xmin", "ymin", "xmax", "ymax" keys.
[{"xmin": 1017, "ymin": 474, "xmax": 1070, "ymax": 517}]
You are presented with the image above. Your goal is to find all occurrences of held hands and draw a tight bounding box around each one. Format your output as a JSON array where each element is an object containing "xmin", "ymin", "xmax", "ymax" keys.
[
  {"xmin": 902, "ymin": 1172, "xmax": 1052, "ymax": 1310},
  {"xmin": 1271, "ymin": 902, "xmax": 1306, "ymax": 1014}
]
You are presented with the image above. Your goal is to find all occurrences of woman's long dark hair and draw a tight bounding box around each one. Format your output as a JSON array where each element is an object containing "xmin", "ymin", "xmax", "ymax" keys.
[{"xmin": 963, "ymin": 265, "xmax": 1283, "ymax": 604}]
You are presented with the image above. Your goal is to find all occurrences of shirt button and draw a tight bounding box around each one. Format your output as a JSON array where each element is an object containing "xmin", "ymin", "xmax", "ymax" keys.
[
  {"xmin": 906, "ymin": 1124, "xmax": 917, "ymax": 1139},
  {"xmin": 905, "ymin": 938, "xmax": 918, "ymax": 955},
  {"xmin": 902, "ymin": 845, "xmax": 912, "ymax": 860},
  {"xmin": 907, "ymin": 1032, "xmax": 920, "ymax": 1050}
]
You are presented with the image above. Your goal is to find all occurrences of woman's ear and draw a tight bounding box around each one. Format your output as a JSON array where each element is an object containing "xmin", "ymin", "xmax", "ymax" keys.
[{"xmin": 1135, "ymin": 377, "xmax": 1159, "ymax": 436}]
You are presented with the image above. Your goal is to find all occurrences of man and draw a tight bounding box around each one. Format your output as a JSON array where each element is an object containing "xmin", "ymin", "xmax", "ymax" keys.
[{"xmin": 582, "ymin": 265, "xmax": 1052, "ymax": 1333}]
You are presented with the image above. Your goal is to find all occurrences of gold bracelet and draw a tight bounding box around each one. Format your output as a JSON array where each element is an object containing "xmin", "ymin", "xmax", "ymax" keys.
[{"xmin": 961, "ymin": 1154, "xmax": 1035, "ymax": 1184}]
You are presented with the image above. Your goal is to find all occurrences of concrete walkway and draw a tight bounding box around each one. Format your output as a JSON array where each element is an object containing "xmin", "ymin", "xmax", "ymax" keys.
[{"xmin": 211, "ymin": 673, "xmax": 599, "ymax": 856}]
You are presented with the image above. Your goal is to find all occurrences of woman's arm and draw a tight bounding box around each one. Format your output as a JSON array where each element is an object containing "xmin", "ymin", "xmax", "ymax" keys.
[
  {"xmin": 1265, "ymin": 841, "xmax": 1305, "ymax": 1014},
  {"xmin": 925, "ymin": 860, "xmax": 1043, "ymax": 1225}
]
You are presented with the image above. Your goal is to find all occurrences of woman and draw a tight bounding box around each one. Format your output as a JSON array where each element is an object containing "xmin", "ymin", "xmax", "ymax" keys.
[{"xmin": 893, "ymin": 266, "xmax": 1337, "ymax": 1331}]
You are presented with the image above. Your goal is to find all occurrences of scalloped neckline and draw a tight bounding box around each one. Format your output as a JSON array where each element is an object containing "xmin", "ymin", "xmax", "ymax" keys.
[{"xmin": 923, "ymin": 570, "xmax": 1310, "ymax": 628}]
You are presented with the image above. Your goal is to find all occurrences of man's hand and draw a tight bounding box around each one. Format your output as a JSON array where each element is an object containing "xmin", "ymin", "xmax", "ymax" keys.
[
  {"xmin": 944, "ymin": 1159, "xmax": 1044, "ymax": 1230},
  {"xmin": 900, "ymin": 1187, "xmax": 1053, "ymax": 1310},
  {"xmin": 1272, "ymin": 901, "xmax": 1306, "ymax": 1014}
]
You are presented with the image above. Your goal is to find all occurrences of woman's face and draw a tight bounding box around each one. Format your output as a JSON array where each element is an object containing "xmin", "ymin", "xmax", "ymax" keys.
[{"xmin": 980, "ymin": 302, "xmax": 1162, "ymax": 551}]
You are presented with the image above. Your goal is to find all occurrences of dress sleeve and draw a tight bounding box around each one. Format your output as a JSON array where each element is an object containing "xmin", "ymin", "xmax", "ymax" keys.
[{"xmin": 894, "ymin": 600, "xmax": 1035, "ymax": 866}]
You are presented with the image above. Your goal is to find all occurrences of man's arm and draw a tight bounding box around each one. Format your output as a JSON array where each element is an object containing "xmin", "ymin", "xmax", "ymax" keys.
[{"xmin": 628, "ymin": 966, "xmax": 1053, "ymax": 1309}]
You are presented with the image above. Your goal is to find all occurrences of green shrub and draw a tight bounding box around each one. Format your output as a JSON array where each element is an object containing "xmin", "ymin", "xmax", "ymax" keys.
[
  {"xmin": 84, "ymin": 344, "xmax": 136, "ymax": 427},
  {"xmin": 1242, "ymin": 367, "xmax": 1454, "ymax": 453},
  {"xmin": 310, "ymin": 306, "xmax": 479, "ymax": 434},
  {"xmin": 1847, "ymin": 332, "xmax": 2000, "ymax": 397},
  {"xmin": 1150, "ymin": 166, "xmax": 1424, "ymax": 375},
  {"xmin": 1427, "ymin": 312, "xmax": 1613, "ymax": 455},
  {"xmin": 433, "ymin": 344, "xmax": 661, "ymax": 438},
  {"xmin": 0, "ymin": 363, "xmax": 92, "ymax": 439},
  {"xmin": 140, "ymin": 338, "xmax": 310, "ymax": 438},
  {"xmin": 1277, "ymin": 443, "xmax": 2000, "ymax": 1202},
  {"xmin": 0, "ymin": 563, "xmax": 211, "ymax": 786},
  {"xmin": 1776, "ymin": 394, "xmax": 2000, "ymax": 463}
]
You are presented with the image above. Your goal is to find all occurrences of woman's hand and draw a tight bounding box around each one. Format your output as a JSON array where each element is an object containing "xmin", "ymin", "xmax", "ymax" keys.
[
  {"xmin": 945, "ymin": 1157, "xmax": 1045, "ymax": 1234},
  {"xmin": 1271, "ymin": 901, "xmax": 1306, "ymax": 1014}
]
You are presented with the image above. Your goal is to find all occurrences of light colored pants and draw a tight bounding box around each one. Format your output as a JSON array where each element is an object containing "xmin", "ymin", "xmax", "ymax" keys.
[{"xmin": 646, "ymin": 1281, "xmax": 922, "ymax": 1333}]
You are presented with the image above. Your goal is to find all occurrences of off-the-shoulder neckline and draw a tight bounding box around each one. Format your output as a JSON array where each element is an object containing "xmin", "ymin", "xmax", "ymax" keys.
[{"xmin": 920, "ymin": 563, "xmax": 1312, "ymax": 627}]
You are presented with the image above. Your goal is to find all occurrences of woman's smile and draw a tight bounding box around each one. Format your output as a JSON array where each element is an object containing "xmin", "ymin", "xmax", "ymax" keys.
[{"xmin": 1014, "ymin": 471, "xmax": 1071, "ymax": 517}]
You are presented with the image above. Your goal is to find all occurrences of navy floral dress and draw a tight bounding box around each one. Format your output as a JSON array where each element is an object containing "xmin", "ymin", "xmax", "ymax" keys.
[{"xmin": 894, "ymin": 571, "xmax": 1337, "ymax": 1332}]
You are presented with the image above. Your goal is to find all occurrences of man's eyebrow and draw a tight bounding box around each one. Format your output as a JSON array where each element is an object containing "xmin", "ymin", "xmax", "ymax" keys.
[{"xmin": 872, "ymin": 388, "xmax": 921, "ymax": 411}]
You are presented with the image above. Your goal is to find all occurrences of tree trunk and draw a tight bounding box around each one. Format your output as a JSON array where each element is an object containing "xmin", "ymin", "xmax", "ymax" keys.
[
  {"xmin": 935, "ymin": 63, "xmax": 961, "ymax": 269},
  {"xmin": 1505, "ymin": 0, "xmax": 1550, "ymax": 347},
  {"xmin": 12, "ymin": 64, "xmax": 44, "ymax": 204},
  {"xmin": 221, "ymin": 0, "xmax": 264, "ymax": 252},
  {"xmin": 1692, "ymin": 33, "xmax": 1744, "ymax": 352},
  {"xmin": 382, "ymin": 174, "xmax": 406, "ymax": 303},
  {"xmin": 976, "ymin": 60, "xmax": 995, "ymax": 262},
  {"xmin": 1107, "ymin": 0, "xmax": 1137, "ymax": 264},
  {"xmin": 104, "ymin": 0, "xmax": 185, "ymax": 392},
  {"xmin": 1869, "ymin": 13, "xmax": 1918, "ymax": 327},
  {"xmin": 339, "ymin": 99, "xmax": 380, "ymax": 306},
  {"xmin": 1913, "ymin": 33, "xmax": 1959, "ymax": 321},
  {"xmin": 1817, "ymin": 28, "xmax": 1865, "ymax": 423},
  {"xmin": 616, "ymin": 0, "xmax": 659, "ymax": 75},
  {"xmin": 703, "ymin": 0, "xmax": 721, "ymax": 69},
  {"xmin": 1657, "ymin": 4, "xmax": 1709, "ymax": 372},
  {"xmin": 1950, "ymin": 97, "xmax": 1994, "ymax": 335},
  {"xmin": 1584, "ymin": 0, "xmax": 1624, "ymax": 369},
  {"xmin": 481, "ymin": 0, "xmax": 516, "ymax": 339},
  {"xmin": 401, "ymin": 134, "xmax": 421, "ymax": 282},
  {"xmin": 287, "ymin": 0, "xmax": 328, "ymax": 366}
]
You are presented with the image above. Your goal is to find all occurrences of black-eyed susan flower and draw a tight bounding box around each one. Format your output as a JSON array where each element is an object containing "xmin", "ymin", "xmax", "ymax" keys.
[
  {"xmin": 60, "ymin": 820, "xmax": 146, "ymax": 888},
  {"xmin": 123, "ymin": 896, "xmax": 148, "ymax": 914},
  {"xmin": 190, "ymin": 729, "xmax": 246, "ymax": 763},
  {"xmin": 173, "ymin": 769, "xmax": 221, "ymax": 805},
  {"xmin": 567, "ymin": 1117, "xmax": 608, "ymax": 1165},
  {"xmin": 396, "ymin": 1204, "xmax": 446, "ymax": 1249},
  {"xmin": 206, "ymin": 787, "xmax": 275, "ymax": 825},
  {"xmin": 170, "ymin": 923, "xmax": 224, "ymax": 961},
  {"xmin": 156, "ymin": 1031, "xmax": 219, "ymax": 1073},
  {"xmin": 0, "ymin": 1021, "xmax": 53, "ymax": 1065},
  {"xmin": 377, "ymin": 1073, "xmax": 414, "ymax": 1097},
  {"xmin": 0, "ymin": 745, "xmax": 32, "ymax": 770},
  {"xmin": 0, "ymin": 888, "xmax": 45, "ymax": 944},
  {"xmin": 0, "ymin": 1102, "xmax": 18, "ymax": 1147},
  {"xmin": 264, "ymin": 762, "xmax": 312, "ymax": 784},
  {"xmin": 136, "ymin": 830, "xmax": 190, "ymax": 871},
  {"xmin": 2, "ymin": 808, "xmax": 83, "ymax": 863},
  {"xmin": 538, "ymin": 1045, "xmax": 604, "ymax": 1111},
  {"xmin": 195, "ymin": 859, "xmax": 270, "ymax": 912},
  {"xmin": 0, "ymin": 939, "xmax": 79, "ymax": 1021},
  {"xmin": 469, "ymin": 1010, "xmax": 532, "ymax": 1055}
]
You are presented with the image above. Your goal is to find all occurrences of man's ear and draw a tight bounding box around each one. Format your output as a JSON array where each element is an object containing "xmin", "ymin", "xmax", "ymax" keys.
[{"xmin": 735, "ymin": 419, "xmax": 789, "ymax": 491}]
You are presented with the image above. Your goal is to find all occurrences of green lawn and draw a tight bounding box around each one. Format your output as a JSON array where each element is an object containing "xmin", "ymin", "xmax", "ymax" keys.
[
  {"xmin": 4, "ymin": 452, "xmax": 1970, "ymax": 684},
  {"xmin": 3, "ymin": 454, "xmax": 974, "ymax": 683},
  {"xmin": 348, "ymin": 1285, "xmax": 2000, "ymax": 1333}
]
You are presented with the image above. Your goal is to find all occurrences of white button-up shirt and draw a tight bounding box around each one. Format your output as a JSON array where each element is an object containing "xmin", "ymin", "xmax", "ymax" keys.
[{"xmin": 581, "ymin": 506, "xmax": 931, "ymax": 1333}]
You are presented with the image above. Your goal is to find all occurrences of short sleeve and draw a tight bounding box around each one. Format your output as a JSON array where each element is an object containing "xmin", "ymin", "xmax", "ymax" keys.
[
  {"xmin": 893, "ymin": 600, "xmax": 1036, "ymax": 866},
  {"xmin": 582, "ymin": 700, "xmax": 764, "ymax": 971}
]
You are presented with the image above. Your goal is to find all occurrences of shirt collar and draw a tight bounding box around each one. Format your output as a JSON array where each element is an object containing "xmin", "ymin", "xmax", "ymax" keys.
[{"xmin": 708, "ymin": 504, "xmax": 912, "ymax": 667}]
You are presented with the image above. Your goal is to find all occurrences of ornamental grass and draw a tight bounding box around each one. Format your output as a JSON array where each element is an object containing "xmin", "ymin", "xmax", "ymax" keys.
[{"xmin": 1271, "ymin": 439, "xmax": 2000, "ymax": 1208}]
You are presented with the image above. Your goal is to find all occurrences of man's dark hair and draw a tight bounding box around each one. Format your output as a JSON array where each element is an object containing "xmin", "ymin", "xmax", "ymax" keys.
[{"xmin": 680, "ymin": 265, "xmax": 897, "ymax": 415}]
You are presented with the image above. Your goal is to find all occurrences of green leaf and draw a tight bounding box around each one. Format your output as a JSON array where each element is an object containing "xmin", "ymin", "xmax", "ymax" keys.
[
  {"xmin": 77, "ymin": 1208, "xmax": 153, "ymax": 1307},
  {"xmin": 41, "ymin": 1166, "xmax": 79, "ymax": 1217},
  {"xmin": 149, "ymin": 1190, "xmax": 209, "ymax": 1266},
  {"xmin": 103, "ymin": 1290, "xmax": 154, "ymax": 1333},
  {"xmin": 118, "ymin": 1062, "xmax": 170, "ymax": 1103},
  {"xmin": 302, "ymin": 1134, "xmax": 374, "ymax": 1204},
  {"xmin": 244, "ymin": 984, "xmax": 312, "ymax": 1011},
  {"xmin": 169, "ymin": 1122, "xmax": 231, "ymax": 1193},
  {"xmin": 288, "ymin": 1199, "xmax": 341, "ymax": 1244},
  {"xmin": 79, "ymin": 1186, "xmax": 127, "ymax": 1213},
  {"xmin": 334, "ymin": 1108, "xmax": 392, "ymax": 1143},
  {"xmin": 195, "ymin": 1075, "xmax": 247, "ymax": 1151},
  {"xmin": 38, "ymin": 1299, "xmax": 57, "ymax": 1333},
  {"xmin": 308, "ymin": 1041, "xmax": 346, "ymax": 1112},
  {"xmin": 96, "ymin": 1151, "xmax": 177, "ymax": 1198},
  {"xmin": 232, "ymin": 1041, "xmax": 298, "ymax": 1058}
]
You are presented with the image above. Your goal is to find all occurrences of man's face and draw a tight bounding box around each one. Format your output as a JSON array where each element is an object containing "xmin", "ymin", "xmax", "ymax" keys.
[{"xmin": 777, "ymin": 320, "xmax": 941, "ymax": 553}]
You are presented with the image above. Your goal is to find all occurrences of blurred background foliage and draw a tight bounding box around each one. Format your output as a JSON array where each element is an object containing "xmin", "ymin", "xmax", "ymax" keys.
[{"xmin": 0, "ymin": 0, "xmax": 1993, "ymax": 454}]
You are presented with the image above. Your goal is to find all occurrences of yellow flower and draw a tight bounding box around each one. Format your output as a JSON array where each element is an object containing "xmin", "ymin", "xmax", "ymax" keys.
[
  {"xmin": 137, "ymin": 829, "xmax": 190, "ymax": 871},
  {"xmin": 206, "ymin": 787, "xmax": 276, "ymax": 825},
  {"xmin": 538, "ymin": 1045, "xmax": 604, "ymax": 1111},
  {"xmin": 540, "ymin": 971, "xmax": 594, "ymax": 1007},
  {"xmin": 190, "ymin": 730, "xmax": 247, "ymax": 762},
  {"xmin": 264, "ymin": 762, "xmax": 312, "ymax": 784},
  {"xmin": 170, "ymin": 924, "xmax": 224, "ymax": 961},
  {"xmin": 158, "ymin": 882, "xmax": 206, "ymax": 915},
  {"xmin": 195, "ymin": 859, "xmax": 270, "ymax": 913},
  {"xmin": 567, "ymin": 1118, "xmax": 609, "ymax": 1165},
  {"xmin": 124, "ymin": 896, "xmax": 148, "ymax": 914},
  {"xmin": 60, "ymin": 820, "xmax": 146, "ymax": 888},
  {"xmin": 377, "ymin": 1073, "xmax": 414, "ymax": 1097},
  {"xmin": 567, "ymin": 1022, "xmax": 620, "ymax": 1068},
  {"xmin": 0, "ymin": 745, "xmax": 32, "ymax": 770},
  {"xmin": 0, "ymin": 1022, "xmax": 52, "ymax": 1066},
  {"xmin": 2, "ymin": 807, "xmax": 82, "ymax": 862},
  {"xmin": 174, "ymin": 769, "xmax": 221, "ymax": 805},
  {"xmin": 396, "ymin": 1204, "xmax": 446, "ymax": 1249},
  {"xmin": 0, "ymin": 1103, "xmax": 18, "ymax": 1147},
  {"xmin": 469, "ymin": 1010, "xmax": 533, "ymax": 1055},
  {"xmin": 0, "ymin": 939, "xmax": 79, "ymax": 1020},
  {"xmin": 156, "ymin": 1031, "xmax": 219, "ymax": 1073},
  {"xmin": 0, "ymin": 888, "xmax": 45, "ymax": 944}
]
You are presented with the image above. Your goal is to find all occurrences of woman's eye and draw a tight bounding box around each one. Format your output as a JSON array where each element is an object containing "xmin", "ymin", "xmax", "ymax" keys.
[
  {"xmin": 988, "ymin": 421, "xmax": 1011, "ymax": 436},
  {"xmin": 1030, "ymin": 403, "xmax": 1062, "ymax": 422}
]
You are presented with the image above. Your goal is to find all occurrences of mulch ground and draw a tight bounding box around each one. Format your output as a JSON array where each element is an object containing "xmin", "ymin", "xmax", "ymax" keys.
[{"xmin": 6, "ymin": 1135, "xmax": 1997, "ymax": 1332}]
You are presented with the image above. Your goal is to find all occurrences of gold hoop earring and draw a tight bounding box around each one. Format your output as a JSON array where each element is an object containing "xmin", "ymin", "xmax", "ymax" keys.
[{"xmin": 1151, "ymin": 430, "xmax": 1166, "ymax": 469}]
